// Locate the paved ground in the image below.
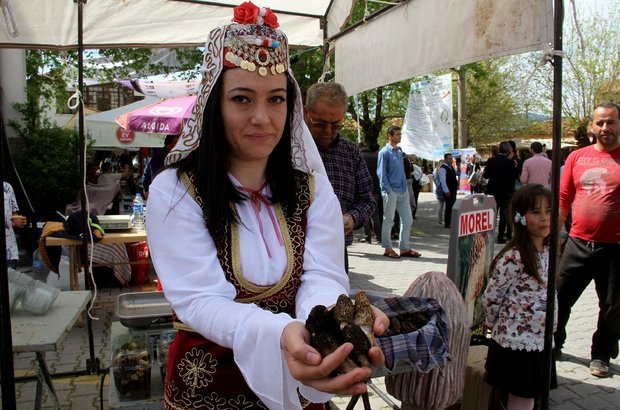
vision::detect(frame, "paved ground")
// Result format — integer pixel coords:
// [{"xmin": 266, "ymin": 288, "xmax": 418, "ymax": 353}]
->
[{"xmin": 4, "ymin": 192, "xmax": 619, "ymax": 409}]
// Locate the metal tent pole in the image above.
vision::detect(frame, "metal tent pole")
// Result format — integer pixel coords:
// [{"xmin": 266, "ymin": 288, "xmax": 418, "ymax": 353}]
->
[
  {"xmin": 541, "ymin": 0, "xmax": 564, "ymax": 408},
  {"xmin": 75, "ymin": 0, "xmax": 99, "ymax": 374},
  {"xmin": 0, "ymin": 108, "xmax": 17, "ymax": 410}
]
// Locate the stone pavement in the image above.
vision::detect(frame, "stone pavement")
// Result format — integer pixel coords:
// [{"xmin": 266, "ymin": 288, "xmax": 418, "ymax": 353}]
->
[{"xmin": 5, "ymin": 192, "xmax": 619, "ymax": 409}]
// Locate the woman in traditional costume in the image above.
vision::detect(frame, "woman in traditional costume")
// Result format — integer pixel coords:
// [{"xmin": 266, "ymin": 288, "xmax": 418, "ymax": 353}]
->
[{"xmin": 146, "ymin": 2, "xmax": 387, "ymax": 409}]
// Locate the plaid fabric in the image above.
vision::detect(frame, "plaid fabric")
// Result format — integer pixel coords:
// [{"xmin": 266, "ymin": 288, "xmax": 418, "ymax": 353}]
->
[
  {"xmin": 87, "ymin": 242, "xmax": 132, "ymax": 285},
  {"xmin": 317, "ymin": 137, "xmax": 375, "ymax": 246},
  {"xmin": 374, "ymin": 296, "xmax": 450, "ymax": 373}
]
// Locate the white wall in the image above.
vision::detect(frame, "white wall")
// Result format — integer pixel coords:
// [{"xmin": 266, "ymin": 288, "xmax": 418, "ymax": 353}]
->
[{"xmin": 0, "ymin": 49, "xmax": 26, "ymax": 139}]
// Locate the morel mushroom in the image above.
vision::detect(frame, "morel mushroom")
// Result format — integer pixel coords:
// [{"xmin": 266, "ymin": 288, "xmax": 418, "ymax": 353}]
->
[
  {"xmin": 305, "ymin": 291, "xmax": 376, "ymax": 374},
  {"xmin": 353, "ymin": 291, "xmax": 376, "ymax": 347},
  {"xmin": 311, "ymin": 332, "xmax": 358, "ymax": 374},
  {"xmin": 333, "ymin": 294, "xmax": 354, "ymax": 330}
]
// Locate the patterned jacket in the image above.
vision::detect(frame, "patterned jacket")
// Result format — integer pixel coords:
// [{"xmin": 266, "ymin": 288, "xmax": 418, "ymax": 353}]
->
[{"xmin": 483, "ymin": 246, "xmax": 557, "ymax": 352}]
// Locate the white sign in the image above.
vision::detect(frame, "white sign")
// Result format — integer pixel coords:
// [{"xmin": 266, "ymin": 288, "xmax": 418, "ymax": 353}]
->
[
  {"xmin": 400, "ymin": 74, "xmax": 453, "ymax": 161},
  {"xmin": 458, "ymin": 209, "xmax": 495, "ymax": 237}
]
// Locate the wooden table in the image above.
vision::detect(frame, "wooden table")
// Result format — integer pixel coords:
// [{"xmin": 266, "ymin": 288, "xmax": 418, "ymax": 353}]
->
[
  {"xmin": 11, "ymin": 291, "xmax": 91, "ymax": 409},
  {"xmin": 45, "ymin": 232, "xmax": 147, "ymax": 290}
]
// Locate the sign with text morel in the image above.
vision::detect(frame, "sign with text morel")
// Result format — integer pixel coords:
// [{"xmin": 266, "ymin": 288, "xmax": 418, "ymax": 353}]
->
[{"xmin": 447, "ymin": 194, "xmax": 497, "ymax": 330}]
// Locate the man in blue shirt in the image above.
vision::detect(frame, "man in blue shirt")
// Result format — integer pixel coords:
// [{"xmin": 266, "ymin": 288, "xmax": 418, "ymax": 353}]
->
[{"xmin": 377, "ymin": 126, "xmax": 422, "ymax": 259}]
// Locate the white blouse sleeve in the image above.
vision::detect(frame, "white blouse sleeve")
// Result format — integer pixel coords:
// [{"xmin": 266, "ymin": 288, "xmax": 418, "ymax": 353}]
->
[{"xmin": 146, "ymin": 169, "xmax": 348, "ymax": 409}]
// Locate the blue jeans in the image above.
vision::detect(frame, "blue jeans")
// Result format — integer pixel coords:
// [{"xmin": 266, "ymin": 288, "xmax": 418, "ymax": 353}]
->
[{"xmin": 381, "ymin": 191, "xmax": 412, "ymax": 250}]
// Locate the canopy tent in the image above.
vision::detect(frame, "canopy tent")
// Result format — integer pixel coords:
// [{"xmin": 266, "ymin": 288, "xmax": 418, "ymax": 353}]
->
[
  {"xmin": 0, "ymin": 1, "xmax": 566, "ymax": 408},
  {"xmin": 0, "ymin": 0, "xmax": 353, "ymax": 49},
  {"xmin": 85, "ymin": 97, "xmax": 167, "ymax": 148},
  {"xmin": 334, "ymin": 0, "xmax": 553, "ymax": 95},
  {"xmin": 0, "ymin": 2, "xmax": 354, "ymax": 407}
]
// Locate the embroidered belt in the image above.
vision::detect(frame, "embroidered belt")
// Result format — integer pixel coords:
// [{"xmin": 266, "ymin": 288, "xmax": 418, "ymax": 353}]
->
[{"xmin": 173, "ymin": 321, "xmax": 197, "ymax": 333}]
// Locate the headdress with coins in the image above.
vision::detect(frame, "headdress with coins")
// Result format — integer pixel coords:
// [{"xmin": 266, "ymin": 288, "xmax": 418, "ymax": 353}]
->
[{"xmin": 165, "ymin": 1, "xmax": 325, "ymax": 176}]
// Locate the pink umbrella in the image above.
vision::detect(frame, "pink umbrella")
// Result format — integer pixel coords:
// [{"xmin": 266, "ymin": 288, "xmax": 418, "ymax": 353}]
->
[{"xmin": 115, "ymin": 96, "xmax": 196, "ymax": 134}]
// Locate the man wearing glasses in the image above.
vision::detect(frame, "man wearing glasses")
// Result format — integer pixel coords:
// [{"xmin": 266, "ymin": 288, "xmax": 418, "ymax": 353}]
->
[{"xmin": 304, "ymin": 82, "xmax": 375, "ymax": 272}]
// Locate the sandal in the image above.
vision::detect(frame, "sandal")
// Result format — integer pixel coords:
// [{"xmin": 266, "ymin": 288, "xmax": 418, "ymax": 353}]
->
[
  {"xmin": 383, "ymin": 248, "xmax": 400, "ymax": 259},
  {"xmin": 400, "ymin": 249, "xmax": 422, "ymax": 258}
]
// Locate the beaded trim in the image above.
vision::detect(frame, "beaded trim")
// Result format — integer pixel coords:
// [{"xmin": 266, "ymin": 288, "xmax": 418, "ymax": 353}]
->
[{"xmin": 223, "ymin": 23, "xmax": 288, "ymax": 76}]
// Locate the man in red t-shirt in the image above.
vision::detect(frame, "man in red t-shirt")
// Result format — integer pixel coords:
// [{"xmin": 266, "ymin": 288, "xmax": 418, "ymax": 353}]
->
[{"xmin": 554, "ymin": 102, "xmax": 620, "ymax": 378}]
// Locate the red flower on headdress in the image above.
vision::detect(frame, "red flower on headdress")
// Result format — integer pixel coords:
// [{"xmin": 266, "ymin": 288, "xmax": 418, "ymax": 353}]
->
[
  {"xmin": 232, "ymin": 2, "xmax": 260, "ymax": 25},
  {"xmin": 232, "ymin": 2, "xmax": 280, "ymax": 28},
  {"xmin": 261, "ymin": 7, "xmax": 279, "ymax": 28}
]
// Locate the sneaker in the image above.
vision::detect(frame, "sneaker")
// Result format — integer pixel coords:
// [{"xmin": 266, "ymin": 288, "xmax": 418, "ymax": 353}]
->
[{"xmin": 589, "ymin": 359, "xmax": 610, "ymax": 378}]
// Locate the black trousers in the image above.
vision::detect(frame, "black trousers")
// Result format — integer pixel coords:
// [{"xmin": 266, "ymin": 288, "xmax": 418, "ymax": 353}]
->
[
  {"xmin": 363, "ymin": 193, "xmax": 383, "ymax": 240},
  {"xmin": 411, "ymin": 183, "xmax": 421, "ymax": 218},
  {"xmin": 444, "ymin": 193, "xmax": 456, "ymax": 227},
  {"xmin": 554, "ymin": 237, "xmax": 620, "ymax": 361},
  {"xmin": 494, "ymin": 194, "xmax": 513, "ymax": 240}
]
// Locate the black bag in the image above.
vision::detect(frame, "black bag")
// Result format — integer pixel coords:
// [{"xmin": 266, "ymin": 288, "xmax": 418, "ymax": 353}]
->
[{"xmin": 63, "ymin": 211, "xmax": 105, "ymax": 241}]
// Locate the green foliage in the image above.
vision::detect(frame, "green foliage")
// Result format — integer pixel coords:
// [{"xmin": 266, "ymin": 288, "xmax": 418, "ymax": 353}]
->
[
  {"xmin": 290, "ymin": 46, "xmax": 324, "ymax": 97},
  {"xmin": 26, "ymin": 50, "xmax": 74, "ymax": 116},
  {"xmin": 464, "ymin": 60, "xmax": 526, "ymax": 146},
  {"xmin": 25, "ymin": 47, "xmax": 204, "ymax": 114},
  {"xmin": 562, "ymin": 6, "xmax": 620, "ymax": 122},
  {"xmin": 504, "ymin": 4, "xmax": 620, "ymax": 138},
  {"xmin": 10, "ymin": 102, "xmax": 84, "ymax": 221}
]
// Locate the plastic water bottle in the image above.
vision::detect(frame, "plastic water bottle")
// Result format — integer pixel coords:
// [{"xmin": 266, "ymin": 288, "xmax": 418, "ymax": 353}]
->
[{"xmin": 132, "ymin": 193, "xmax": 145, "ymax": 231}]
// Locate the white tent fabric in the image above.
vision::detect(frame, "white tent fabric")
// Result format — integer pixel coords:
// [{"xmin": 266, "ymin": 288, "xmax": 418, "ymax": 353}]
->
[
  {"xmin": 86, "ymin": 97, "xmax": 166, "ymax": 148},
  {"xmin": 0, "ymin": 0, "xmax": 353, "ymax": 49},
  {"xmin": 335, "ymin": 0, "xmax": 553, "ymax": 95}
]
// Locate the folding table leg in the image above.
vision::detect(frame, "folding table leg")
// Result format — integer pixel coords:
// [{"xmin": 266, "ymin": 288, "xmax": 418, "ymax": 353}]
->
[
  {"xmin": 367, "ymin": 379, "xmax": 400, "ymax": 409},
  {"xmin": 35, "ymin": 352, "xmax": 61, "ymax": 410},
  {"xmin": 346, "ymin": 393, "xmax": 372, "ymax": 410},
  {"xmin": 346, "ymin": 394, "xmax": 361, "ymax": 410}
]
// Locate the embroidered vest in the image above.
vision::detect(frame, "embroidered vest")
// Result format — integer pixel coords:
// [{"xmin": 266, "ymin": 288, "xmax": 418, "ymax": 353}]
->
[{"xmin": 164, "ymin": 170, "xmax": 320, "ymax": 410}]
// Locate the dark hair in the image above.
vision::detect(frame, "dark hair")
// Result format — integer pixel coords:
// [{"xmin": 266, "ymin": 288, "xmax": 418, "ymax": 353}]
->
[
  {"xmin": 498, "ymin": 141, "xmax": 511, "ymax": 154},
  {"xmin": 387, "ymin": 125, "xmax": 401, "ymax": 135},
  {"xmin": 530, "ymin": 141, "xmax": 543, "ymax": 153},
  {"xmin": 101, "ymin": 162, "xmax": 113, "ymax": 173},
  {"xmin": 508, "ymin": 140, "xmax": 517, "ymax": 152},
  {"xmin": 594, "ymin": 102, "xmax": 620, "ymax": 117},
  {"xmin": 174, "ymin": 73, "xmax": 298, "ymax": 237},
  {"xmin": 444, "ymin": 152, "xmax": 452, "ymax": 160},
  {"xmin": 164, "ymin": 134, "xmax": 179, "ymax": 146},
  {"xmin": 490, "ymin": 183, "xmax": 552, "ymax": 283}
]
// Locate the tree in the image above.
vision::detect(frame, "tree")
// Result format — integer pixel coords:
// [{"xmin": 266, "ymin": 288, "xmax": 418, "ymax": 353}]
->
[
  {"xmin": 9, "ymin": 101, "xmax": 85, "ymax": 220},
  {"xmin": 24, "ymin": 47, "xmax": 203, "ymax": 124},
  {"xmin": 464, "ymin": 60, "xmax": 526, "ymax": 146},
  {"xmin": 507, "ymin": 4, "xmax": 620, "ymax": 145}
]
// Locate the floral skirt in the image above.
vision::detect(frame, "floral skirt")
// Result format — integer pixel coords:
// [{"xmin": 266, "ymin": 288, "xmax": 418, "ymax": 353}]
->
[{"xmin": 164, "ymin": 329, "xmax": 325, "ymax": 410}]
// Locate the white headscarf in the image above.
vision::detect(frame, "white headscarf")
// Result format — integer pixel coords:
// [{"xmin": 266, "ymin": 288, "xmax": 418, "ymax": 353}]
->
[{"xmin": 165, "ymin": 4, "xmax": 325, "ymax": 176}]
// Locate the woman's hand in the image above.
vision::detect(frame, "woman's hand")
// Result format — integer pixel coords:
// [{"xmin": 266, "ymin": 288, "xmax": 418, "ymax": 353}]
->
[
  {"xmin": 281, "ymin": 321, "xmax": 372, "ymax": 396},
  {"xmin": 368, "ymin": 305, "xmax": 389, "ymax": 368},
  {"xmin": 281, "ymin": 305, "xmax": 389, "ymax": 396}
]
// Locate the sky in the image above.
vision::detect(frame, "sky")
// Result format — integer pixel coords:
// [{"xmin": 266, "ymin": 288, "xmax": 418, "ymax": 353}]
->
[{"xmin": 574, "ymin": 0, "xmax": 617, "ymax": 16}]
